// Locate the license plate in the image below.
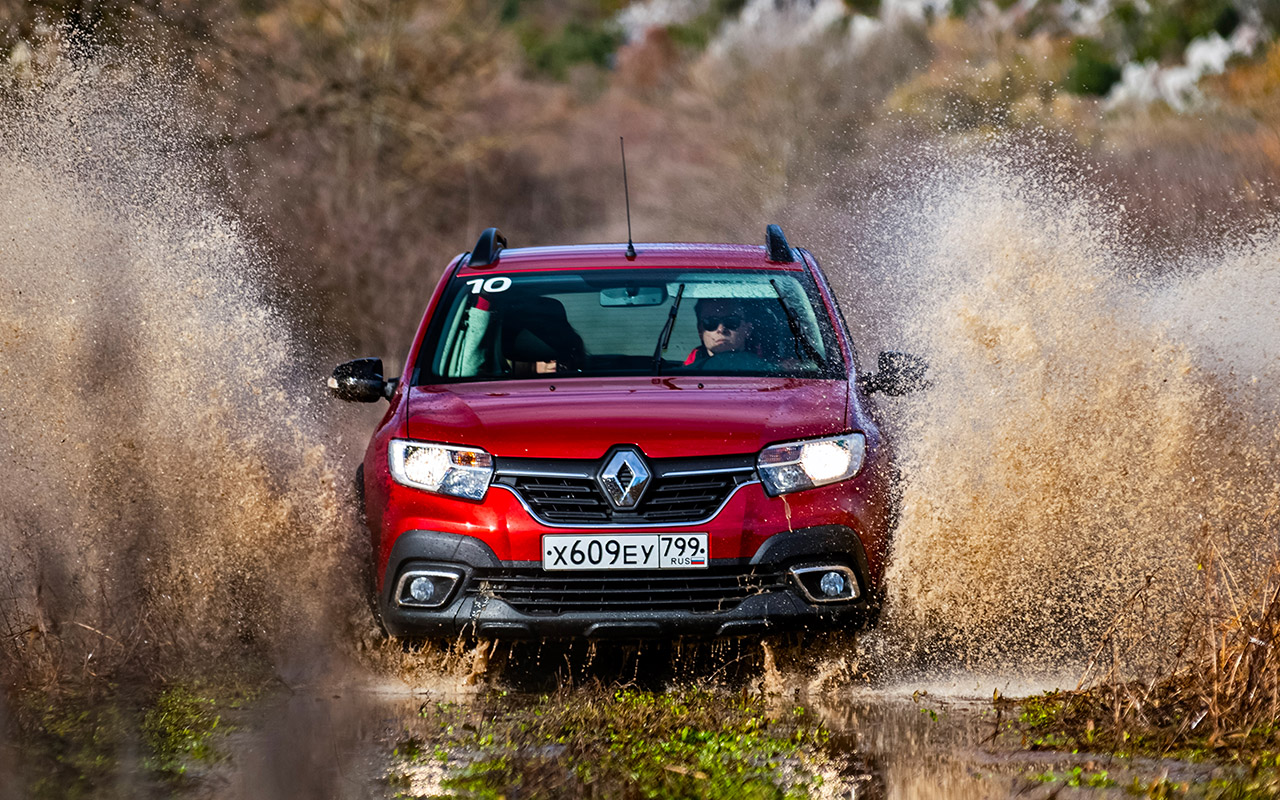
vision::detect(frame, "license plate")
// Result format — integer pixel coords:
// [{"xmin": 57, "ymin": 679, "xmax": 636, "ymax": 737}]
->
[{"xmin": 542, "ymin": 533, "xmax": 708, "ymax": 571}]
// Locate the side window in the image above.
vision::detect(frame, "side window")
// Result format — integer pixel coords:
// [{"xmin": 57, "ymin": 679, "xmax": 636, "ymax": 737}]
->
[
  {"xmin": 434, "ymin": 291, "xmax": 496, "ymax": 378},
  {"xmin": 432, "ymin": 291, "xmax": 469, "ymax": 377}
]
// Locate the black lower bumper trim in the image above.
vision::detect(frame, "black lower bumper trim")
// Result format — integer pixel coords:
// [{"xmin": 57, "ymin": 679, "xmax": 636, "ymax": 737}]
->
[
  {"xmin": 378, "ymin": 527, "xmax": 878, "ymax": 640},
  {"xmin": 584, "ymin": 621, "xmax": 664, "ymax": 638},
  {"xmin": 476, "ymin": 621, "xmax": 534, "ymax": 638}
]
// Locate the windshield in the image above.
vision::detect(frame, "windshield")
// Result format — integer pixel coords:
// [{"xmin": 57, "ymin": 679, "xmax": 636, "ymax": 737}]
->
[{"xmin": 412, "ymin": 268, "xmax": 845, "ymax": 384}]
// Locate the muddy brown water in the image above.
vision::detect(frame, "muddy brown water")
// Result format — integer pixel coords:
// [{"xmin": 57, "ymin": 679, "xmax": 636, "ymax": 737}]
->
[
  {"xmin": 223, "ymin": 686, "xmax": 1002, "ymax": 800},
  {"xmin": 0, "ymin": 658, "xmax": 1238, "ymax": 799},
  {"xmin": 108, "ymin": 666, "xmax": 1215, "ymax": 800}
]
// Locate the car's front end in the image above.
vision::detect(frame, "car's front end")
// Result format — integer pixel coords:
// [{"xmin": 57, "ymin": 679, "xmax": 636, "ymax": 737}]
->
[
  {"xmin": 338, "ymin": 231, "xmax": 907, "ymax": 641},
  {"xmin": 366, "ymin": 378, "xmax": 893, "ymax": 639}
]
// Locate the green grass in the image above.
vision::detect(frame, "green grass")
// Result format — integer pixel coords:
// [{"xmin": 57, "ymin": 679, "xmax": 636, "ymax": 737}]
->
[
  {"xmin": 20, "ymin": 695, "xmax": 127, "ymax": 800},
  {"xmin": 392, "ymin": 687, "xmax": 833, "ymax": 799},
  {"xmin": 1004, "ymin": 687, "xmax": 1280, "ymax": 788},
  {"xmin": 1031, "ymin": 765, "xmax": 1117, "ymax": 788},
  {"xmin": 13, "ymin": 682, "xmax": 237, "ymax": 797},
  {"xmin": 141, "ymin": 685, "xmax": 225, "ymax": 777}
]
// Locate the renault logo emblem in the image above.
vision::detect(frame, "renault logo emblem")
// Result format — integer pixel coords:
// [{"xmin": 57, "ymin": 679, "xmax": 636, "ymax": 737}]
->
[{"xmin": 598, "ymin": 449, "xmax": 651, "ymax": 509}]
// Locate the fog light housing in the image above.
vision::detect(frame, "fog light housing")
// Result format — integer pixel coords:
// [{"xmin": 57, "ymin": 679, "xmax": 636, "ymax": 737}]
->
[
  {"xmin": 789, "ymin": 565, "xmax": 859, "ymax": 604},
  {"xmin": 395, "ymin": 568, "xmax": 463, "ymax": 609}
]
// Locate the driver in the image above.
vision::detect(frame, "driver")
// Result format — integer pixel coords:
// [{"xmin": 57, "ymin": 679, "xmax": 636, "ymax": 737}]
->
[{"xmin": 684, "ymin": 298, "xmax": 754, "ymax": 365}]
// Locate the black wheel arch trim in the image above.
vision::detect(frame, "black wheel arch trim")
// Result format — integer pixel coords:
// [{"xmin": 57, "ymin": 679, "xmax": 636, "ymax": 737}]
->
[
  {"xmin": 748, "ymin": 524, "xmax": 874, "ymax": 595},
  {"xmin": 383, "ymin": 530, "xmax": 502, "ymax": 604}
]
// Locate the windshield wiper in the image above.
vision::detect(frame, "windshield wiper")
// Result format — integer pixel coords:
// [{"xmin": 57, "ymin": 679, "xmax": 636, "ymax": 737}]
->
[
  {"xmin": 652, "ymin": 283, "xmax": 685, "ymax": 375},
  {"xmin": 770, "ymin": 279, "xmax": 822, "ymax": 363}
]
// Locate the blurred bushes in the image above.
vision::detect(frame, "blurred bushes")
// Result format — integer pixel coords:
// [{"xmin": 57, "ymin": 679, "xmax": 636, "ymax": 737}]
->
[
  {"xmin": 502, "ymin": 0, "xmax": 629, "ymax": 79},
  {"xmin": 0, "ymin": 0, "xmax": 229, "ymax": 52},
  {"xmin": 886, "ymin": 24, "xmax": 1071, "ymax": 130},
  {"xmin": 1118, "ymin": 0, "xmax": 1240, "ymax": 62},
  {"xmin": 228, "ymin": 0, "xmax": 517, "ymax": 358},
  {"xmin": 1065, "ymin": 38, "xmax": 1121, "ymax": 95},
  {"xmin": 1211, "ymin": 37, "xmax": 1280, "ymax": 105},
  {"xmin": 1, "ymin": 0, "xmax": 524, "ymax": 360},
  {"xmin": 516, "ymin": 19, "xmax": 624, "ymax": 78},
  {"xmin": 1057, "ymin": 0, "xmax": 1244, "ymax": 100},
  {"xmin": 1, "ymin": 0, "xmax": 1277, "ymax": 356},
  {"xmin": 665, "ymin": 0, "xmax": 750, "ymax": 51}
]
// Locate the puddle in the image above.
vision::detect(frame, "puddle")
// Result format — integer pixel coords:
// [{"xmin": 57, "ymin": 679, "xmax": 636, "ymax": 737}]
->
[
  {"xmin": 193, "ymin": 670, "xmax": 1183, "ymax": 800},
  {"xmin": 0, "ymin": 641, "xmax": 1248, "ymax": 799}
]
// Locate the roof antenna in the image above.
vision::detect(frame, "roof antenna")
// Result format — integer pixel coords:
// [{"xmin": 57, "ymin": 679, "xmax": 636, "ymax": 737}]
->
[{"xmin": 620, "ymin": 137, "xmax": 637, "ymax": 260}]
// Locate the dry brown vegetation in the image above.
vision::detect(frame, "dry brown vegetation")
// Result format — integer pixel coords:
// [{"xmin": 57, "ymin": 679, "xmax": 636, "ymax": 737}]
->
[
  {"xmin": 1010, "ymin": 559, "xmax": 1280, "ymax": 758},
  {"xmin": 6, "ymin": 0, "xmax": 1278, "ymax": 356}
]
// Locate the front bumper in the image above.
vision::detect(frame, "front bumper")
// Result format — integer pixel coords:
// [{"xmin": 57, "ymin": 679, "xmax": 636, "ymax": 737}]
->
[{"xmin": 378, "ymin": 526, "xmax": 880, "ymax": 640}]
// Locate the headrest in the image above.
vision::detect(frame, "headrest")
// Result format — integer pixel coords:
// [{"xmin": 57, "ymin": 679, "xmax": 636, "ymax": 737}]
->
[
  {"xmin": 502, "ymin": 296, "xmax": 579, "ymax": 363},
  {"xmin": 508, "ymin": 328, "xmax": 560, "ymax": 363},
  {"xmin": 517, "ymin": 296, "xmax": 569, "ymax": 324}
]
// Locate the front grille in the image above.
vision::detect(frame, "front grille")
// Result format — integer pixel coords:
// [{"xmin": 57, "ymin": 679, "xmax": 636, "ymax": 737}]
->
[
  {"xmin": 502, "ymin": 471, "xmax": 751, "ymax": 525},
  {"xmin": 469, "ymin": 566, "xmax": 788, "ymax": 615},
  {"xmin": 642, "ymin": 474, "xmax": 740, "ymax": 522},
  {"xmin": 494, "ymin": 452, "xmax": 756, "ymax": 526},
  {"xmin": 516, "ymin": 477, "xmax": 611, "ymax": 523}
]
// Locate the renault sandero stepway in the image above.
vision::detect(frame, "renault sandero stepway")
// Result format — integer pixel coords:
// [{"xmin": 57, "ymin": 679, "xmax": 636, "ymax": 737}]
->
[{"xmin": 330, "ymin": 225, "xmax": 925, "ymax": 640}]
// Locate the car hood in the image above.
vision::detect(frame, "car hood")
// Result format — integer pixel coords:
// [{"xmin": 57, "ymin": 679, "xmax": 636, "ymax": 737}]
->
[{"xmin": 404, "ymin": 377, "xmax": 849, "ymax": 459}]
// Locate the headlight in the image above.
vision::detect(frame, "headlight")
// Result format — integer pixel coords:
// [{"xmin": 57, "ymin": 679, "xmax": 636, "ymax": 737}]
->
[
  {"xmin": 388, "ymin": 440, "xmax": 494, "ymax": 501},
  {"xmin": 757, "ymin": 433, "xmax": 866, "ymax": 496}
]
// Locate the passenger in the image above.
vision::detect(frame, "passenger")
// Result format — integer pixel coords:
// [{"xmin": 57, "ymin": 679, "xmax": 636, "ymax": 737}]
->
[
  {"xmin": 502, "ymin": 296, "xmax": 585, "ymax": 376},
  {"xmin": 684, "ymin": 298, "xmax": 755, "ymax": 365}
]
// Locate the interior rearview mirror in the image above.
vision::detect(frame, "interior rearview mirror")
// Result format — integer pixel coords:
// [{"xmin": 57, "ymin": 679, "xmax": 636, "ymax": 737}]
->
[
  {"xmin": 599, "ymin": 286, "xmax": 668, "ymax": 307},
  {"xmin": 329, "ymin": 357, "xmax": 390, "ymax": 403}
]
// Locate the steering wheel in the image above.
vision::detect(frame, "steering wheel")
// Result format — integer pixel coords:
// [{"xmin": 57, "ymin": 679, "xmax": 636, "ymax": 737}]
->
[{"xmin": 704, "ymin": 351, "xmax": 768, "ymax": 371}]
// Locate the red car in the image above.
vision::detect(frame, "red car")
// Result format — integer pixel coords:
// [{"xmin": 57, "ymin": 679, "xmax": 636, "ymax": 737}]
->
[{"xmin": 331, "ymin": 226, "xmax": 924, "ymax": 640}]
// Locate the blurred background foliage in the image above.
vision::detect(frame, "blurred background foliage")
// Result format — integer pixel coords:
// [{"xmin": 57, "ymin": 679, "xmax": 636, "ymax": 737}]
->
[{"xmin": 1, "ymin": 0, "xmax": 1278, "ymax": 361}]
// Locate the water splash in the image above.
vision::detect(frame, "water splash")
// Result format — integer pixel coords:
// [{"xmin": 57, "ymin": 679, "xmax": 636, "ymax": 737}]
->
[
  {"xmin": 0, "ymin": 40, "xmax": 362, "ymax": 688},
  {"xmin": 856, "ymin": 145, "xmax": 1280, "ymax": 680}
]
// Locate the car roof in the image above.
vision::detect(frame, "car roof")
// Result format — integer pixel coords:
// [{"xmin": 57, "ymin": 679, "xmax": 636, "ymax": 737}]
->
[{"xmin": 455, "ymin": 242, "xmax": 808, "ymax": 276}]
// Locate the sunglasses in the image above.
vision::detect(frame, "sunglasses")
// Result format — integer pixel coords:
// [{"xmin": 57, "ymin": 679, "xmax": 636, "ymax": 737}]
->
[{"xmin": 699, "ymin": 314, "xmax": 743, "ymax": 331}]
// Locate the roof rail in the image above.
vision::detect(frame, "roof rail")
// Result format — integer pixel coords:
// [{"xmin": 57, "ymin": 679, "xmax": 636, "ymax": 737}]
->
[
  {"xmin": 765, "ymin": 224, "xmax": 795, "ymax": 263},
  {"xmin": 469, "ymin": 227, "xmax": 508, "ymax": 267}
]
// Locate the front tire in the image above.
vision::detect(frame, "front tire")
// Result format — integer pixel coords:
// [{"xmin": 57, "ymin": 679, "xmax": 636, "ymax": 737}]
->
[{"xmin": 353, "ymin": 464, "xmax": 388, "ymax": 637}]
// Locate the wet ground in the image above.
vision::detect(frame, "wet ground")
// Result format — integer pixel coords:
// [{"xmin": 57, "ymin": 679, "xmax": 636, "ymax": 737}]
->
[
  {"xmin": 145, "ymin": 644, "xmax": 1230, "ymax": 800},
  {"xmin": 200, "ymin": 684, "xmax": 1215, "ymax": 799},
  {"xmin": 0, "ymin": 642, "xmax": 1252, "ymax": 800}
]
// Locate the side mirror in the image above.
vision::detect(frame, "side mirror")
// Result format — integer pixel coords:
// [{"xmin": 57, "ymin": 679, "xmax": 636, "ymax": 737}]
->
[
  {"xmin": 862, "ymin": 351, "xmax": 929, "ymax": 396},
  {"xmin": 328, "ymin": 357, "xmax": 391, "ymax": 403}
]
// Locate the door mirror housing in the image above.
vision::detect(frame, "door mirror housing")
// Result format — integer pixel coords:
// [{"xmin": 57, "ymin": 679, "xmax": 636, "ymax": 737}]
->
[
  {"xmin": 862, "ymin": 351, "xmax": 929, "ymax": 396},
  {"xmin": 329, "ymin": 357, "xmax": 391, "ymax": 403}
]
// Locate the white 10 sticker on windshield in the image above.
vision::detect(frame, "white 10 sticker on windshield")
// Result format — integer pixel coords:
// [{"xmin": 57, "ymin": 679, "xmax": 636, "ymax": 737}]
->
[{"xmin": 465, "ymin": 277, "xmax": 512, "ymax": 294}]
